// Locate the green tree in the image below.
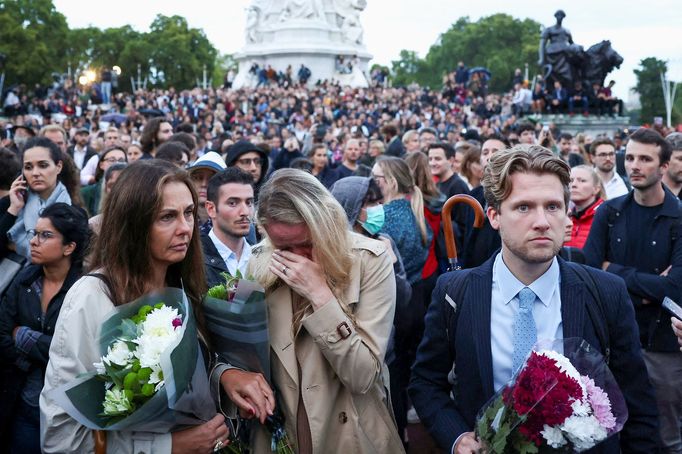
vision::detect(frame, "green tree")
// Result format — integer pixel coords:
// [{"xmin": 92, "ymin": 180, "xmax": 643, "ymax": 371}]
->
[
  {"xmin": 148, "ymin": 14, "xmax": 218, "ymax": 88},
  {"xmin": 0, "ymin": 0, "xmax": 69, "ymax": 87},
  {"xmin": 424, "ymin": 14, "xmax": 541, "ymax": 92},
  {"xmin": 389, "ymin": 14, "xmax": 541, "ymax": 92},
  {"xmin": 634, "ymin": 57, "xmax": 680, "ymax": 125},
  {"xmin": 391, "ymin": 50, "xmax": 426, "ymax": 87}
]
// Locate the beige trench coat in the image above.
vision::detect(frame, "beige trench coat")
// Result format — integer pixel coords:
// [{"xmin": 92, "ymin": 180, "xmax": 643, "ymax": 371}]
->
[{"xmin": 248, "ymin": 233, "xmax": 405, "ymax": 454}]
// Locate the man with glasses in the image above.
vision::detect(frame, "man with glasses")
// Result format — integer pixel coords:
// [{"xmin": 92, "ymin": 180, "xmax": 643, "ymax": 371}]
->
[
  {"xmin": 225, "ymin": 140, "xmax": 270, "ymax": 200},
  {"xmin": 589, "ymin": 137, "xmax": 630, "ymax": 199}
]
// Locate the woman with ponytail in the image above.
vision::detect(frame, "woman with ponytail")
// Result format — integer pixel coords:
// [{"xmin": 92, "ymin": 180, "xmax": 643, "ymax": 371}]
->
[{"xmin": 372, "ymin": 156, "xmax": 433, "ymax": 445}]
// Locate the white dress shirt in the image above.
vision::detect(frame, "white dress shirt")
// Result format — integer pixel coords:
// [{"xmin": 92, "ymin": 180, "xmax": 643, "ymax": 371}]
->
[
  {"xmin": 72, "ymin": 145, "xmax": 88, "ymax": 169},
  {"xmin": 208, "ymin": 228, "xmax": 251, "ymax": 277},
  {"xmin": 603, "ymin": 172, "xmax": 629, "ymax": 200},
  {"xmin": 80, "ymin": 154, "xmax": 99, "ymax": 186},
  {"xmin": 490, "ymin": 252, "xmax": 563, "ymax": 391}
]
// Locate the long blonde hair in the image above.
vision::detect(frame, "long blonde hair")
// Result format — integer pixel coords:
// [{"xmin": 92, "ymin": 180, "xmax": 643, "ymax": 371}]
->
[
  {"xmin": 376, "ymin": 156, "xmax": 429, "ymax": 245},
  {"xmin": 252, "ymin": 169, "xmax": 354, "ymax": 332}
]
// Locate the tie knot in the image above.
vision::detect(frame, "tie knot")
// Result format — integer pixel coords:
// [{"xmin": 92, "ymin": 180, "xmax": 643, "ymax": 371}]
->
[{"xmin": 518, "ymin": 287, "xmax": 536, "ymax": 310}]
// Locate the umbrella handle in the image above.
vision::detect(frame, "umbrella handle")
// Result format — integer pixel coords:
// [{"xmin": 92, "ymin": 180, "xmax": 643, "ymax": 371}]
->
[{"xmin": 441, "ymin": 194, "xmax": 486, "ymax": 270}]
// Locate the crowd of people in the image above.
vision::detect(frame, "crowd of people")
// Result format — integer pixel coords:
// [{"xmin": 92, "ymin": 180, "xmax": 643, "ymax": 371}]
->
[{"xmin": 0, "ymin": 70, "xmax": 681, "ymax": 454}]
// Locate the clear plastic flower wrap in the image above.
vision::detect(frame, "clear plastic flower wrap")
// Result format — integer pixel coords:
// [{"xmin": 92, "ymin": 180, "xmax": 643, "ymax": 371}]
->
[
  {"xmin": 47, "ymin": 287, "xmax": 216, "ymax": 431},
  {"xmin": 475, "ymin": 338, "xmax": 628, "ymax": 453}
]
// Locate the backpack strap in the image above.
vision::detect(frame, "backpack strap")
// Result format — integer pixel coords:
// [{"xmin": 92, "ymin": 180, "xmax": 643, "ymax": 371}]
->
[{"xmin": 566, "ymin": 262, "xmax": 611, "ymax": 364}]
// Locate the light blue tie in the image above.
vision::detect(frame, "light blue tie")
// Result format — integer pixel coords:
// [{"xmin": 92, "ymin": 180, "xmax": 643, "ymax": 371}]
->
[{"xmin": 512, "ymin": 287, "xmax": 538, "ymax": 374}]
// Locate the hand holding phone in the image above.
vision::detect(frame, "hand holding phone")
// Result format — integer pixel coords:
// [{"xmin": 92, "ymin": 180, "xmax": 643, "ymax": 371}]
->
[
  {"xmin": 8, "ymin": 174, "xmax": 28, "ymax": 215},
  {"xmin": 663, "ymin": 297, "xmax": 682, "ymax": 320}
]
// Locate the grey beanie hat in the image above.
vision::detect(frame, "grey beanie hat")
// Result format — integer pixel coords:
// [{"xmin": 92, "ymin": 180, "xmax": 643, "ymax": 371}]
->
[{"xmin": 330, "ymin": 176, "xmax": 370, "ymax": 227}]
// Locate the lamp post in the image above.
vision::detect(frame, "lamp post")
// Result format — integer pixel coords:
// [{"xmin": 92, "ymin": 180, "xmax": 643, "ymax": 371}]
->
[{"xmin": 661, "ymin": 72, "xmax": 679, "ymax": 128}]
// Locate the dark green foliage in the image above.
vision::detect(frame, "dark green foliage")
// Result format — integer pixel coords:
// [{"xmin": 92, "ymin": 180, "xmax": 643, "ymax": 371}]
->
[{"xmin": 390, "ymin": 14, "xmax": 542, "ymax": 92}]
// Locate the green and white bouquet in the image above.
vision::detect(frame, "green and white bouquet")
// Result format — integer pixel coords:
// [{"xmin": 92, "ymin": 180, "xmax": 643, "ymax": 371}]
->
[{"xmin": 48, "ymin": 288, "xmax": 216, "ymax": 431}]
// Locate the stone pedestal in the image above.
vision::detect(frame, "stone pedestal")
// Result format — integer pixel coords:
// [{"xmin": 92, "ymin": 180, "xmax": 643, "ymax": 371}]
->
[
  {"xmin": 234, "ymin": 1, "xmax": 372, "ymax": 88},
  {"xmin": 534, "ymin": 114, "xmax": 630, "ymax": 137}
]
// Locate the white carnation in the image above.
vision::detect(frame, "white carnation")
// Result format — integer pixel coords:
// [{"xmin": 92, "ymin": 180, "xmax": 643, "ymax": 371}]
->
[
  {"xmin": 541, "ymin": 425, "xmax": 568, "ymax": 448},
  {"xmin": 102, "ymin": 340, "xmax": 133, "ymax": 367},
  {"xmin": 571, "ymin": 398, "xmax": 591, "ymax": 417},
  {"xmin": 141, "ymin": 305, "xmax": 181, "ymax": 338},
  {"xmin": 133, "ymin": 306, "xmax": 182, "ymax": 368},
  {"xmin": 93, "ymin": 361, "xmax": 106, "ymax": 375},
  {"xmin": 562, "ymin": 415, "xmax": 608, "ymax": 451}
]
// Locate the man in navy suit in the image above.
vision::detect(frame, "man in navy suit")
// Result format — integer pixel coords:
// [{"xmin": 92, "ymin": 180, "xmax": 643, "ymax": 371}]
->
[{"xmin": 409, "ymin": 145, "xmax": 658, "ymax": 453}]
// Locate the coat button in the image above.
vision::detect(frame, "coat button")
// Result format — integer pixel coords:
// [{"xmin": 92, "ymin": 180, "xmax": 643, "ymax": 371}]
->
[
  {"xmin": 338, "ymin": 411, "xmax": 347, "ymax": 424},
  {"xmin": 652, "ymin": 241, "xmax": 657, "ymax": 246},
  {"xmin": 210, "ymin": 259, "xmax": 215, "ymax": 263},
  {"xmin": 616, "ymin": 238, "xmax": 621, "ymax": 242}
]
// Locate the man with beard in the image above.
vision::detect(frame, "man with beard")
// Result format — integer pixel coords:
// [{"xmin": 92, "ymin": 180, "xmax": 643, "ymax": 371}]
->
[
  {"xmin": 589, "ymin": 137, "xmax": 629, "ymax": 199},
  {"xmin": 663, "ymin": 132, "xmax": 682, "ymax": 200},
  {"xmin": 202, "ymin": 167, "xmax": 255, "ymax": 287},
  {"xmin": 411, "ymin": 144, "xmax": 658, "ymax": 454},
  {"xmin": 585, "ymin": 127, "xmax": 682, "ymax": 453},
  {"xmin": 337, "ymin": 138, "xmax": 361, "ymax": 178}
]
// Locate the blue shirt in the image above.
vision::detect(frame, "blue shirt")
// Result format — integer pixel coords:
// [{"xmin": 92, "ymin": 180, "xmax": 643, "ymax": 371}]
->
[
  {"xmin": 208, "ymin": 228, "xmax": 252, "ymax": 277},
  {"xmin": 490, "ymin": 252, "xmax": 563, "ymax": 391}
]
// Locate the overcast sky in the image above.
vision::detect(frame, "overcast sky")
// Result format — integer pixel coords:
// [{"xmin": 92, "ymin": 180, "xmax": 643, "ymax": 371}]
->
[{"xmin": 53, "ymin": 0, "xmax": 682, "ymax": 99}]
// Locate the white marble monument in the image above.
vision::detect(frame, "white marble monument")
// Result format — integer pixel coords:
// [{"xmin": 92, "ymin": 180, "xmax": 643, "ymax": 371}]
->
[{"xmin": 233, "ymin": 0, "xmax": 373, "ymax": 88}]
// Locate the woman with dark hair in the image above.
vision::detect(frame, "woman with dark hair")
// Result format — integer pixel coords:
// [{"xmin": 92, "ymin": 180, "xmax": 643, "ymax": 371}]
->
[
  {"xmin": 1, "ymin": 137, "xmax": 74, "ymax": 259},
  {"xmin": 0, "ymin": 147, "xmax": 21, "ymax": 199},
  {"xmin": 40, "ymin": 160, "xmax": 231, "ymax": 453},
  {"xmin": 0, "ymin": 203, "xmax": 89, "ymax": 454},
  {"xmin": 80, "ymin": 146, "xmax": 127, "ymax": 216},
  {"xmin": 309, "ymin": 143, "xmax": 339, "ymax": 188}
]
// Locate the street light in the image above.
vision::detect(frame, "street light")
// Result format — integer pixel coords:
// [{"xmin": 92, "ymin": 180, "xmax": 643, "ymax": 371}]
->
[
  {"xmin": 112, "ymin": 65, "xmax": 122, "ymax": 76},
  {"xmin": 85, "ymin": 70, "xmax": 96, "ymax": 83},
  {"xmin": 78, "ymin": 75, "xmax": 89, "ymax": 86}
]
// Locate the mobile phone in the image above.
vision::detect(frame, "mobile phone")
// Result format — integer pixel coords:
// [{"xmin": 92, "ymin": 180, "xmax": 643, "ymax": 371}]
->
[
  {"xmin": 663, "ymin": 297, "xmax": 682, "ymax": 320},
  {"xmin": 542, "ymin": 125, "xmax": 550, "ymax": 132}
]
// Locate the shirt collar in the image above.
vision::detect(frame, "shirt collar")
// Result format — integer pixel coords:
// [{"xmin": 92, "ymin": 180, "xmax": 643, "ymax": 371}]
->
[
  {"xmin": 493, "ymin": 252, "xmax": 560, "ymax": 307},
  {"xmin": 208, "ymin": 228, "xmax": 251, "ymax": 270}
]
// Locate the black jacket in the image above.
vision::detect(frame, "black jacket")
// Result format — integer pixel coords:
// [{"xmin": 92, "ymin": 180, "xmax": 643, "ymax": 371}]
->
[
  {"xmin": 584, "ymin": 186, "xmax": 682, "ymax": 352},
  {"xmin": 0, "ymin": 263, "xmax": 82, "ymax": 433},
  {"xmin": 202, "ymin": 233, "xmax": 230, "ymax": 289}
]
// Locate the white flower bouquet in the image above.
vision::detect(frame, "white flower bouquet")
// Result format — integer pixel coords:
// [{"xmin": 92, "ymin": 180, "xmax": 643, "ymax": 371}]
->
[{"xmin": 48, "ymin": 288, "xmax": 216, "ymax": 431}]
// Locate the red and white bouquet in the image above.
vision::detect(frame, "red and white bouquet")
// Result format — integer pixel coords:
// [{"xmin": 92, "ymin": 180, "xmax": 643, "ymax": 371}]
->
[{"xmin": 476, "ymin": 339, "xmax": 628, "ymax": 453}]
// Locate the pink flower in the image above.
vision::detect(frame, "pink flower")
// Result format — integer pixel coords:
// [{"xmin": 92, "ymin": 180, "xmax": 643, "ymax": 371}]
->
[
  {"xmin": 172, "ymin": 317, "xmax": 183, "ymax": 330},
  {"xmin": 582, "ymin": 376, "xmax": 616, "ymax": 431}
]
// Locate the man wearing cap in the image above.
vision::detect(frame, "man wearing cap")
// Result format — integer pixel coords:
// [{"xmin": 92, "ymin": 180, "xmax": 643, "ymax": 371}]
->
[
  {"xmin": 67, "ymin": 128, "xmax": 96, "ymax": 170},
  {"xmin": 187, "ymin": 151, "xmax": 227, "ymax": 227},
  {"xmin": 224, "ymin": 140, "xmax": 270, "ymax": 200}
]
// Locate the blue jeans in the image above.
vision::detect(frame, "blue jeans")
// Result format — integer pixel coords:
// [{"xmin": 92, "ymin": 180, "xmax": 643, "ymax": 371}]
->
[{"xmin": 10, "ymin": 399, "xmax": 41, "ymax": 454}]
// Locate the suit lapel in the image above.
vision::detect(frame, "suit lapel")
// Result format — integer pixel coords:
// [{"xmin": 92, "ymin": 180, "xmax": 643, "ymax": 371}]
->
[
  {"xmin": 267, "ymin": 285, "xmax": 299, "ymax": 387},
  {"xmin": 469, "ymin": 269, "xmax": 495, "ymax": 398}
]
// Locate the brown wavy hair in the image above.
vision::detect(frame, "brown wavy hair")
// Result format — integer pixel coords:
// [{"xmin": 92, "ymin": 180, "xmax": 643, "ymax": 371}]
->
[
  {"xmin": 89, "ymin": 160, "xmax": 208, "ymax": 333},
  {"xmin": 482, "ymin": 144, "xmax": 570, "ymax": 212}
]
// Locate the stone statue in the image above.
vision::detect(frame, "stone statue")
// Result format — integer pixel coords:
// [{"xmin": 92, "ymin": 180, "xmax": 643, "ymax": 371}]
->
[
  {"xmin": 333, "ymin": 0, "xmax": 367, "ymax": 44},
  {"xmin": 279, "ymin": 0, "xmax": 325, "ymax": 22},
  {"xmin": 538, "ymin": 10, "xmax": 584, "ymax": 88},
  {"xmin": 538, "ymin": 10, "xmax": 622, "ymax": 90}
]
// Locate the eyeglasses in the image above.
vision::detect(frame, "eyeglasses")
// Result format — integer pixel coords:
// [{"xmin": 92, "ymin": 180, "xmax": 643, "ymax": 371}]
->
[
  {"xmin": 236, "ymin": 157, "xmax": 264, "ymax": 167},
  {"xmin": 595, "ymin": 152, "xmax": 615, "ymax": 158},
  {"xmin": 102, "ymin": 157, "xmax": 127, "ymax": 164},
  {"xmin": 27, "ymin": 229, "xmax": 60, "ymax": 244}
]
